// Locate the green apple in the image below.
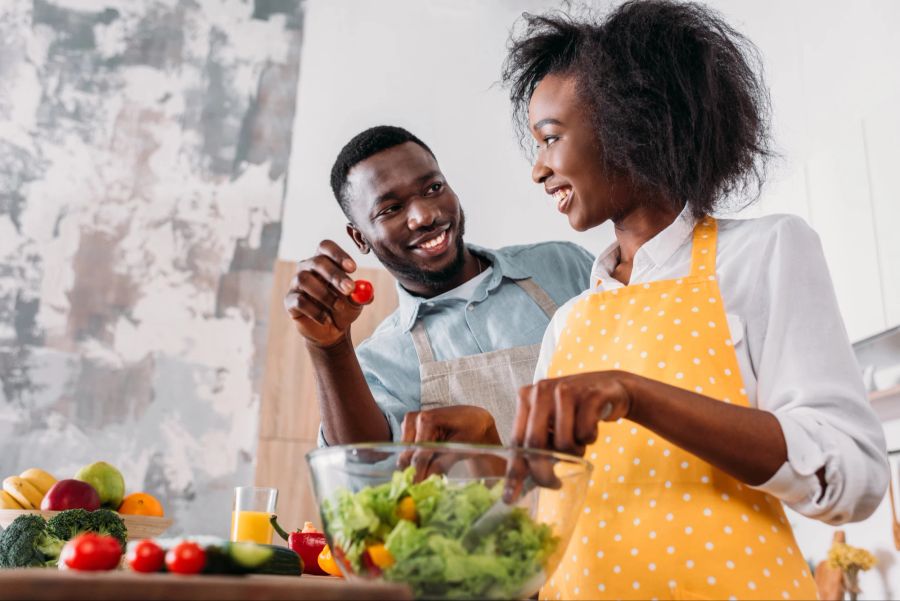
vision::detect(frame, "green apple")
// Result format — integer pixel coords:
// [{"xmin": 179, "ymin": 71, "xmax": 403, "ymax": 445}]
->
[{"xmin": 74, "ymin": 461, "xmax": 125, "ymax": 509}]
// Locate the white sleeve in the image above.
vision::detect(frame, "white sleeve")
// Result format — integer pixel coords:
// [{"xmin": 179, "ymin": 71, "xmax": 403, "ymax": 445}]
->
[
  {"xmin": 747, "ymin": 216, "xmax": 888, "ymax": 524},
  {"xmin": 533, "ymin": 296, "xmax": 582, "ymax": 383}
]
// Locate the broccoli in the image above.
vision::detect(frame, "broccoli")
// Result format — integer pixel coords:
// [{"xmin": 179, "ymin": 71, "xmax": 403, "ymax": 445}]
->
[
  {"xmin": 46, "ymin": 508, "xmax": 128, "ymax": 551},
  {"xmin": 0, "ymin": 514, "xmax": 65, "ymax": 568}
]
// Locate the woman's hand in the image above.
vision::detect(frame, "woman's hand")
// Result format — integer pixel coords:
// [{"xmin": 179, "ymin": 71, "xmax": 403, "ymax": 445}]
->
[
  {"xmin": 513, "ymin": 371, "xmax": 635, "ymax": 455},
  {"xmin": 504, "ymin": 371, "xmax": 636, "ymax": 499}
]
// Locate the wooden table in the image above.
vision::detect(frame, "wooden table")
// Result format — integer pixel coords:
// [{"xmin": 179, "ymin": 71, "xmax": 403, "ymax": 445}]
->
[{"xmin": 0, "ymin": 570, "xmax": 413, "ymax": 600}]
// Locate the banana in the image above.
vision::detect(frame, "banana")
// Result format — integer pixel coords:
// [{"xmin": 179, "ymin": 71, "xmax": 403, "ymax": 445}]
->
[
  {"xmin": 0, "ymin": 490, "xmax": 23, "ymax": 510},
  {"xmin": 19, "ymin": 468, "xmax": 57, "ymax": 496},
  {"xmin": 3, "ymin": 476, "xmax": 43, "ymax": 510}
]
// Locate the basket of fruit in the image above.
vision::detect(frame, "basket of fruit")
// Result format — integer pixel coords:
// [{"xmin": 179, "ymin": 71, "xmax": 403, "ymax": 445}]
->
[{"xmin": 0, "ymin": 462, "xmax": 172, "ymax": 540}]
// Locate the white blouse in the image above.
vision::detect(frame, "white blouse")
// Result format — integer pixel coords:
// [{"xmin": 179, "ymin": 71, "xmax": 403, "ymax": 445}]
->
[{"xmin": 535, "ymin": 209, "xmax": 889, "ymax": 525}]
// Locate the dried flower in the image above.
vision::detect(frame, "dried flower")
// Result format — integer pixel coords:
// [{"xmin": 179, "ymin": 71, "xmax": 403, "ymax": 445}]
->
[{"xmin": 827, "ymin": 541, "xmax": 876, "ymax": 572}]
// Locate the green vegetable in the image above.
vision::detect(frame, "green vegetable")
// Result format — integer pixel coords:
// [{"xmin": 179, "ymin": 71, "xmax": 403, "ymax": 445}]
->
[
  {"xmin": 46, "ymin": 509, "xmax": 128, "ymax": 551},
  {"xmin": 323, "ymin": 467, "xmax": 558, "ymax": 599},
  {"xmin": 0, "ymin": 514, "xmax": 66, "ymax": 568},
  {"xmin": 202, "ymin": 543, "xmax": 302, "ymax": 576}
]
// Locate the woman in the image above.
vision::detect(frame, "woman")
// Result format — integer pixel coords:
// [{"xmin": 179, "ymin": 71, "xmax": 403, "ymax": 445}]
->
[{"xmin": 498, "ymin": 1, "xmax": 888, "ymax": 600}]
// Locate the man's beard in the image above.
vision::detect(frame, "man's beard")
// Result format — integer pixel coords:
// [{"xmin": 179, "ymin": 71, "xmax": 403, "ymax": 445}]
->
[{"xmin": 375, "ymin": 212, "xmax": 467, "ymax": 291}]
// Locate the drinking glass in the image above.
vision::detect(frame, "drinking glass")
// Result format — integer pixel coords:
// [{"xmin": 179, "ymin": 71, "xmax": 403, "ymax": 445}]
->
[{"xmin": 230, "ymin": 486, "xmax": 278, "ymax": 544}]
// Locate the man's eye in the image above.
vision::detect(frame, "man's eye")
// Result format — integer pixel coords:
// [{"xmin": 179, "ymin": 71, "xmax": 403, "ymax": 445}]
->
[
  {"xmin": 378, "ymin": 205, "xmax": 400, "ymax": 217},
  {"xmin": 426, "ymin": 182, "xmax": 443, "ymax": 194},
  {"xmin": 544, "ymin": 135, "xmax": 559, "ymax": 147}
]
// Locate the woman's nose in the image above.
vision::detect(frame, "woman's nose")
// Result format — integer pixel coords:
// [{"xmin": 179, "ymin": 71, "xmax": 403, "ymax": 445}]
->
[{"xmin": 532, "ymin": 154, "xmax": 552, "ymax": 184}]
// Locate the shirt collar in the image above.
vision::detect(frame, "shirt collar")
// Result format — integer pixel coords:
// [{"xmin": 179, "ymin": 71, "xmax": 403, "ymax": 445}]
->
[
  {"xmin": 590, "ymin": 205, "xmax": 697, "ymax": 287},
  {"xmin": 395, "ymin": 244, "xmax": 528, "ymax": 332}
]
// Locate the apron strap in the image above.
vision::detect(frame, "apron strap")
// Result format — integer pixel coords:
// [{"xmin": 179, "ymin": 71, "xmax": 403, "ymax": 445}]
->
[
  {"xmin": 514, "ymin": 278, "xmax": 559, "ymax": 318},
  {"xmin": 409, "ymin": 277, "xmax": 559, "ymax": 366},
  {"xmin": 689, "ymin": 216, "xmax": 718, "ymax": 278},
  {"xmin": 410, "ymin": 321, "xmax": 435, "ymax": 364}
]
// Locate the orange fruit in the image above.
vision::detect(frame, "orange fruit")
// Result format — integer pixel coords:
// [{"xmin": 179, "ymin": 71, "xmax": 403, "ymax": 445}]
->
[{"xmin": 118, "ymin": 492, "xmax": 164, "ymax": 517}]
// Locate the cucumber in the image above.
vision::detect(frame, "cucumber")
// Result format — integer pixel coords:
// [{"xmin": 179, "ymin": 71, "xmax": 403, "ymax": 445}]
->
[
  {"xmin": 229, "ymin": 542, "xmax": 274, "ymax": 570},
  {"xmin": 203, "ymin": 543, "xmax": 302, "ymax": 576}
]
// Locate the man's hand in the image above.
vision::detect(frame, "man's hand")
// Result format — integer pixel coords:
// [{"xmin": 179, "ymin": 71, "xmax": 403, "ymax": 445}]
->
[
  {"xmin": 398, "ymin": 406, "xmax": 503, "ymax": 482},
  {"xmin": 284, "ymin": 240, "xmax": 373, "ymax": 348}
]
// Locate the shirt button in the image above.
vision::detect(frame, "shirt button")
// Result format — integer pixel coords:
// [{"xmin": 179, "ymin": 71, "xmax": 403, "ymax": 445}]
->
[{"xmin": 467, "ymin": 304, "xmax": 475, "ymax": 312}]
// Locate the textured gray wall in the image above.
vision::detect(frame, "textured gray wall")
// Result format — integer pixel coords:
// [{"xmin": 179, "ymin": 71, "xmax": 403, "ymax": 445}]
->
[{"xmin": 0, "ymin": 0, "xmax": 302, "ymax": 536}]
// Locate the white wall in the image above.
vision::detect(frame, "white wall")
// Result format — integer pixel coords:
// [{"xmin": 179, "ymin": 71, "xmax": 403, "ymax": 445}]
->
[{"xmin": 283, "ymin": 1, "xmax": 900, "ymax": 597}]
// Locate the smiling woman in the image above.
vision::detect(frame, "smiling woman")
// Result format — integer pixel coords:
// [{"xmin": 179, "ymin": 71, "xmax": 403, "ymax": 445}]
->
[{"xmin": 495, "ymin": 2, "xmax": 888, "ymax": 600}]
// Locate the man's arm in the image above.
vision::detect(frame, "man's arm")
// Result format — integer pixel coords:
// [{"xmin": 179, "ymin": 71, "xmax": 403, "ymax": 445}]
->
[
  {"xmin": 285, "ymin": 240, "xmax": 391, "ymax": 444},
  {"xmin": 307, "ymin": 336, "xmax": 391, "ymax": 444}
]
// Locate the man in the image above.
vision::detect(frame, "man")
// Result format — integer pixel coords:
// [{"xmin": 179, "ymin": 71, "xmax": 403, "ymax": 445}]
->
[{"xmin": 285, "ymin": 125, "xmax": 593, "ymax": 446}]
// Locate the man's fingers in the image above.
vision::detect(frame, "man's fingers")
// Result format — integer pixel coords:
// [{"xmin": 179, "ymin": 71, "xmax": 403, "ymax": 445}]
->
[
  {"xmin": 397, "ymin": 412, "xmax": 419, "ymax": 469},
  {"xmin": 316, "ymin": 239, "xmax": 357, "ymax": 275},
  {"xmin": 287, "ymin": 292, "xmax": 332, "ymax": 326},
  {"xmin": 297, "ymin": 270, "xmax": 341, "ymax": 310}
]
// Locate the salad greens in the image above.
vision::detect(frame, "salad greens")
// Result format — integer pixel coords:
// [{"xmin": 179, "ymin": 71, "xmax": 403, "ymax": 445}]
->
[{"xmin": 323, "ymin": 467, "xmax": 558, "ymax": 599}]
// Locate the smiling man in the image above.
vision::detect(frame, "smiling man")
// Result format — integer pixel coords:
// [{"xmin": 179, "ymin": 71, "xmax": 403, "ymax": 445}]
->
[{"xmin": 285, "ymin": 125, "xmax": 593, "ymax": 446}]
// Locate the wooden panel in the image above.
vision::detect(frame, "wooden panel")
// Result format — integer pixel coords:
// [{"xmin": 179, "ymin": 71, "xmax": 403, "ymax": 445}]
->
[
  {"xmin": 258, "ymin": 260, "xmax": 399, "ymax": 441},
  {"xmin": 255, "ymin": 438, "xmax": 320, "ymax": 531},
  {"xmin": 0, "ymin": 571, "xmax": 412, "ymax": 601}
]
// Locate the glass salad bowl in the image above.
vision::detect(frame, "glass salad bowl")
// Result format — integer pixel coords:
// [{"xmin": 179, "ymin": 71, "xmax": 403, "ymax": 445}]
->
[{"xmin": 306, "ymin": 443, "xmax": 592, "ymax": 600}]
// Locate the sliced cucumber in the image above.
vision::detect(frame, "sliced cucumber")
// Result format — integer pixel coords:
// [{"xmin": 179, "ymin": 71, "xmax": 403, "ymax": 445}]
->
[{"xmin": 228, "ymin": 542, "xmax": 274, "ymax": 569}]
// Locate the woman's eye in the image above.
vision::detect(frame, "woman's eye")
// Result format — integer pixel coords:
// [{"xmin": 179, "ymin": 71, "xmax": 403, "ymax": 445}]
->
[{"xmin": 544, "ymin": 135, "xmax": 559, "ymax": 147}]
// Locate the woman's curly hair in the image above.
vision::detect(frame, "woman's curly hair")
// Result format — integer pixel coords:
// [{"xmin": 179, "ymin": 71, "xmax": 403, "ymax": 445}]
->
[{"xmin": 501, "ymin": 0, "xmax": 773, "ymax": 217}]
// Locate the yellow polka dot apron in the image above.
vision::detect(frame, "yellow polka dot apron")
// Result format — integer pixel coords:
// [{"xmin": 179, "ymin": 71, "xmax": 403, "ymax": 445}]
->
[{"xmin": 540, "ymin": 218, "xmax": 818, "ymax": 601}]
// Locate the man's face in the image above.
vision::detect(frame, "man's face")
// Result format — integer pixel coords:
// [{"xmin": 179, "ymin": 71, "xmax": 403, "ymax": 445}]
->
[{"xmin": 345, "ymin": 142, "xmax": 467, "ymax": 291}]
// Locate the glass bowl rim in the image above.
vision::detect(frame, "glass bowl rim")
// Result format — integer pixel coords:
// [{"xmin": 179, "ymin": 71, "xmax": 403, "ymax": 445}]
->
[{"xmin": 306, "ymin": 441, "xmax": 594, "ymax": 472}]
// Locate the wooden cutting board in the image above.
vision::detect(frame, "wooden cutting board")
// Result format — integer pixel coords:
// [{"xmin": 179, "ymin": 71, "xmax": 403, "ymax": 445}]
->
[{"xmin": 0, "ymin": 570, "xmax": 412, "ymax": 600}]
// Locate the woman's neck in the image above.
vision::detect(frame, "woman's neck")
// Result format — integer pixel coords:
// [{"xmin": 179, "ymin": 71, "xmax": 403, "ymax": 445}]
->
[{"xmin": 610, "ymin": 203, "xmax": 682, "ymax": 284}]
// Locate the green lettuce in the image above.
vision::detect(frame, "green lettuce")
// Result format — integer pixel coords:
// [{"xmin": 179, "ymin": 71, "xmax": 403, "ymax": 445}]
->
[{"xmin": 322, "ymin": 467, "xmax": 558, "ymax": 599}]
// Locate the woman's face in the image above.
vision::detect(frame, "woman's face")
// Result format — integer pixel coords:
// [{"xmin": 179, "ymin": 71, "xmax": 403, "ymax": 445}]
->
[{"xmin": 528, "ymin": 72, "xmax": 635, "ymax": 231}]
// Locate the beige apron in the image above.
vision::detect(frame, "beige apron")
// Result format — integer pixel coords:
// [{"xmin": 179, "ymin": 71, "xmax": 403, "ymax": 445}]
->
[{"xmin": 410, "ymin": 278, "xmax": 558, "ymax": 445}]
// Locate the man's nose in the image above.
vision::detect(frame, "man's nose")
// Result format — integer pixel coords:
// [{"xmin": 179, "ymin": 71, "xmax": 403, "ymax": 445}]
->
[
  {"xmin": 406, "ymin": 196, "xmax": 441, "ymax": 230},
  {"xmin": 532, "ymin": 153, "xmax": 552, "ymax": 184}
]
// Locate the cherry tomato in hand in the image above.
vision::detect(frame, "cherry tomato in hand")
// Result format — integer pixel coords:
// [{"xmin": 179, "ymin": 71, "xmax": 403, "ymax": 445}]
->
[
  {"xmin": 60, "ymin": 533, "xmax": 123, "ymax": 571},
  {"xmin": 349, "ymin": 280, "xmax": 373, "ymax": 304},
  {"xmin": 127, "ymin": 539, "xmax": 166, "ymax": 573},
  {"xmin": 165, "ymin": 541, "xmax": 206, "ymax": 575}
]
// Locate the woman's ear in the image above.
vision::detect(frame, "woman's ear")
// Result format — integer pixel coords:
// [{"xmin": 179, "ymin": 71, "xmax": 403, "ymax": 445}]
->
[{"xmin": 346, "ymin": 223, "xmax": 370, "ymax": 254}]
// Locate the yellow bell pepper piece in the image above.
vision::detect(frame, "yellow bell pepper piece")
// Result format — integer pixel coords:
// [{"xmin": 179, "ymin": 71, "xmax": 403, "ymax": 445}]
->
[
  {"xmin": 366, "ymin": 544, "xmax": 395, "ymax": 569},
  {"xmin": 396, "ymin": 496, "xmax": 417, "ymax": 522},
  {"xmin": 317, "ymin": 544, "xmax": 343, "ymax": 577}
]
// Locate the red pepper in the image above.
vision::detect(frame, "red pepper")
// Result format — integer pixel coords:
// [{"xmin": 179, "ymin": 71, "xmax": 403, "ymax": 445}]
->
[{"xmin": 270, "ymin": 515, "xmax": 328, "ymax": 576}]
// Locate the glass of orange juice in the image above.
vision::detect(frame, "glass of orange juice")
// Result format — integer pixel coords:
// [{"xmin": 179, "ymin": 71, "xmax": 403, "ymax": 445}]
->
[{"xmin": 230, "ymin": 486, "xmax": 278, "ymax": 544}]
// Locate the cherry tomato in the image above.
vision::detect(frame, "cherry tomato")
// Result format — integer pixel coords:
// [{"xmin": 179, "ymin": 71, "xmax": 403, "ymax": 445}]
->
[
  {"xmin": 350, "ymin": 279, "xmax": 373, "ymax": 304},
  {"xmin": 127, "ymin": 539, "xmax": 166, "ymax": 573},
  {"xmin": 165, "ymin": 541, "xmax": 206, "ymax": 575},
  {"xmin": 60, "ymin": 533, "xmax": 123, "ymax": 571}
]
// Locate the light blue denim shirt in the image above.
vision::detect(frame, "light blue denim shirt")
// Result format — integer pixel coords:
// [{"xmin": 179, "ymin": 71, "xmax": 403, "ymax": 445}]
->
[{"xmin": 317, "ymin": 241, "xmax": 595, "ymax": 446}]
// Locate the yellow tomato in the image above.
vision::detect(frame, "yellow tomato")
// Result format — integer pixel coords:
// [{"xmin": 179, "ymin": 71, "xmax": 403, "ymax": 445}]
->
[
  {"xmin": 366, "ymin": 543, "xmax": 395, "ymax": 569},
  {"xmin": 317, "ymin": 545, "xmax": 343, "ymax": 577}
]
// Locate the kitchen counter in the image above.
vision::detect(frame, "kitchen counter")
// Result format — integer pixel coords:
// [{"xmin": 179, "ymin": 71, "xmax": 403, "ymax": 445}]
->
[{"xmin": 0, "ymin": 570, "xmax": 413, "ymax": 600}]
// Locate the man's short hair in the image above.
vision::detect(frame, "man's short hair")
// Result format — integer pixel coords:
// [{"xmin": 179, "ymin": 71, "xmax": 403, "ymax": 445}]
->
[{"xmin": 330, "ymin": 125, "xmax": 435, "ymax": 217}]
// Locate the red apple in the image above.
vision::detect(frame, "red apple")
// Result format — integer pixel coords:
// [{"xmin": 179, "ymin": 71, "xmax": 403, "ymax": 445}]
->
[{"xmin": 41, "ymin": 479, "xmax": 102, "ymax": 511}]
